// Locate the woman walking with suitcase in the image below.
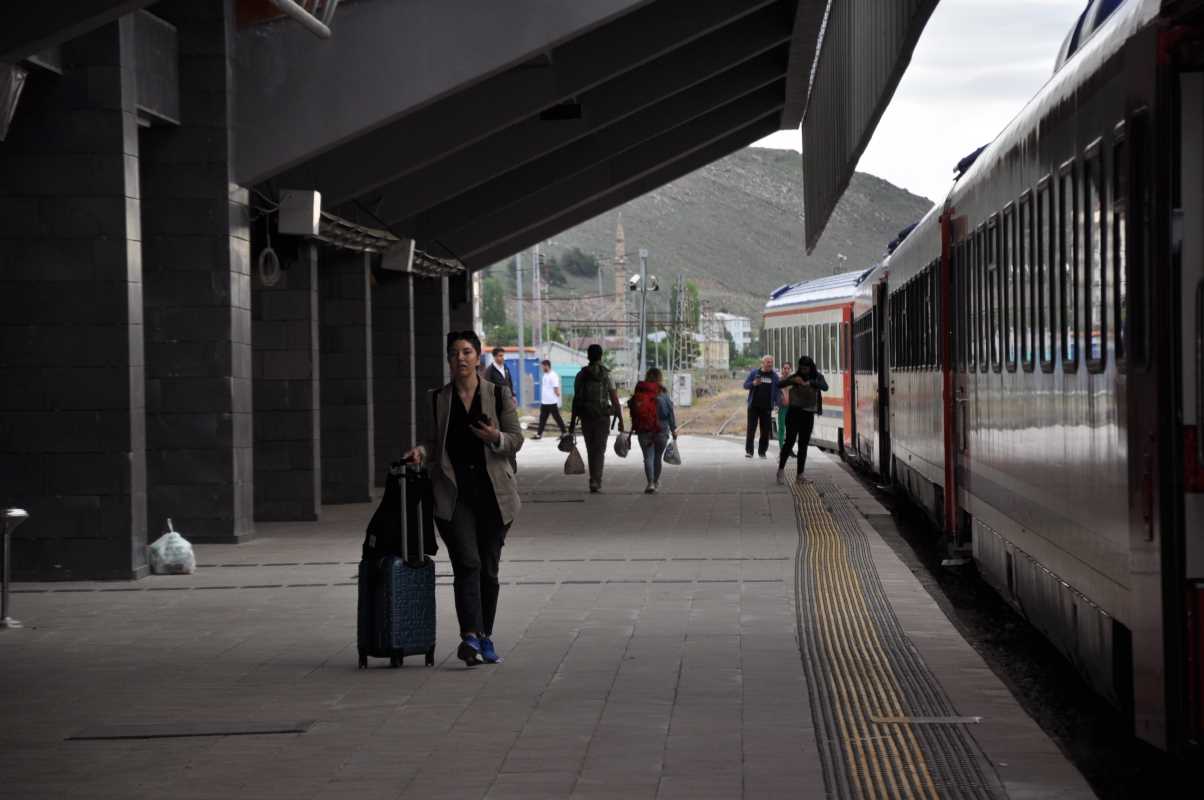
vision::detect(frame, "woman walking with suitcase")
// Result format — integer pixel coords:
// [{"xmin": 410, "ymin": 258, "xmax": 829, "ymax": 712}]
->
[
  {"xmin": 404, "ymin": 331, "xmax": 524, "ymax": 666},
  {"xmin": 628, "ymin": 368, "xmax": 678, "ymax": 494}
]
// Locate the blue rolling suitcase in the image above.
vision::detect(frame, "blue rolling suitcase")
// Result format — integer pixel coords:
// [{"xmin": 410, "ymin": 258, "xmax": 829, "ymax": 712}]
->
[{"xmin": 357, "ymin": 464, "xmax": 437, "ymax": 668}]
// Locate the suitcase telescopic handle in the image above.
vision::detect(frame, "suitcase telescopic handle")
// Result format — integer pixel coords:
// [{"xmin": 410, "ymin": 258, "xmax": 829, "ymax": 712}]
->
[{"xmin": 400, "ymin": 464, "xmax": 427, "ymax": 566}]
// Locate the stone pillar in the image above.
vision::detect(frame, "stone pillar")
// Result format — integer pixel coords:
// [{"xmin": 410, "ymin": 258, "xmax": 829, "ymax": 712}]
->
[
  {"xmin": 413, "ymin": 276, "xmax": 451, "ymax": 445},
  {"xmin": 319, "ymin": 249, "xmax": 374, "ymax": 503},
  {"xmin": 371, "ymin": 266, "xmax": 414, "ymax": 486},
  {"xmin": 0, "ymin": 21, "xmax": 148, "ymax": 579},
  {"xmin": 140, "ymin": 0, "xmax": 254, "ymax": 544},
  {"xmin": 252, "ymin": 243, "xmax": 320, "ymax": 520}
]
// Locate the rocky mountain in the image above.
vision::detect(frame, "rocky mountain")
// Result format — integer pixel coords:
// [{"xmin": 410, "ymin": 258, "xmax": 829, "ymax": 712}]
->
[{"xmin": 505, "ymin": 147, "xmax": 934, "ymax": 326}]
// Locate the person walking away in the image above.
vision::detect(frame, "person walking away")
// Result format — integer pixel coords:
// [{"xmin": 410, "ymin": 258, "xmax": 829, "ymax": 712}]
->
[
  {"xmin": 776, "ymin": 355, "xmax": 828, "ymax": 485},
  {"xmin": 483, "ymin": 347, "xmax": 515, "ymax": 397},
  {"xmin": 404, "ymin": 330, "xmax": 524, "ymax": 666},
  {"xmin": 776, "ymin": 362, "xmax": 793, "ymax": 454},
  {"xmin": 743, "ymin": 355, "xmax": 779, "ymax": 459},
  {"xmin": 628, "ymin": 368, "xmax": 677, "ymax": 494},
  {"xmin": 569, "ymin": 344, "xmax": 624, "ymax": 493},
  {"xmin": 534, "ymin": 360, "xmax": 567, "ymax": 440}
]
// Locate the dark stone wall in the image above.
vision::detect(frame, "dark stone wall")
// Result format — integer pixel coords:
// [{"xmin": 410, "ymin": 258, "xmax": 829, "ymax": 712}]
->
[
  {"xmin": 140, "ymin": 0, "xmax": 254, "ymax": 544},
  {"xmin": 319, "ymin": 250, "xmax": 373, "ymax": 503},
  {"xmin": 252, "ymin": 244, "xmax": 320, "ymax": 521},
  {"xmin": 0, "ymin": 21, "xmax": 148, "ymax": 579}
]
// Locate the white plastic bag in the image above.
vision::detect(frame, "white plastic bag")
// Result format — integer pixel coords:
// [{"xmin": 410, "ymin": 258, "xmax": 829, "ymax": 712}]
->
[
  {"xmin": 663, "ymin": 439, "xmax": 682, "ymax": 466},
  {"xmin": 613, "ymin": 431, "xmax": 631, "ymax": 458},
  {"xmin": 148, "ymin": 519, "xmax": 196, "ymax": 575}
]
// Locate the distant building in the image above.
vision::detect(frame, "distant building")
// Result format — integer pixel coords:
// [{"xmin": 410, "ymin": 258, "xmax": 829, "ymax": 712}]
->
[{"xmin": 713, "ymin": 312, "xmax": 752, "ymax": 353}]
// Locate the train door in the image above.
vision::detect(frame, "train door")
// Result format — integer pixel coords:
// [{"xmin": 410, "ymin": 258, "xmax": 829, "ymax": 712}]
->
[{"xmin": 874, "ymin": 281, "xmax": 891, "ymax": 476}]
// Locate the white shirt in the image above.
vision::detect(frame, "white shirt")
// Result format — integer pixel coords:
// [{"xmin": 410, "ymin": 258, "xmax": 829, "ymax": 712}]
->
[{"xmin": 540, "ymin": 371, "xmax": 561, "ymax": 406}]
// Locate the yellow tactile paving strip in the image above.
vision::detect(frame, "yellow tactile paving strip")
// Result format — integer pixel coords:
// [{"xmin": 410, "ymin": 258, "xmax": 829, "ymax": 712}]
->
[{"xmin": 791, "ymin": 479, "xmax": 1002, "ymax": 800}]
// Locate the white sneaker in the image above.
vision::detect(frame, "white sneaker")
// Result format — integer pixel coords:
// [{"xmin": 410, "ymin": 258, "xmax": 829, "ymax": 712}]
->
[
  {"xmin": 776, "ymin": 469, "xmax": 785, "ymax": 485},
  {"xmin": 644, "ymin": 483, "xmax": 655, "ymax": 494}
]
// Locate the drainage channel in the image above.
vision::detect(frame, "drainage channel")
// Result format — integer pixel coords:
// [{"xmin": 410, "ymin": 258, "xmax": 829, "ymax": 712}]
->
[{"xmin": 791, "ymin": 477, "xmax": 1004, "ymax": 800}]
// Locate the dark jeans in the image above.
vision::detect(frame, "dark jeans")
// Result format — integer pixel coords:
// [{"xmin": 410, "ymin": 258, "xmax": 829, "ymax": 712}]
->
[
  {"xmin": 436, "ymin": 466, "xmax": 508, "ymax": 637},
  {"xmin": 778, "ymin": 408, "xmax": 816, "ymax": 475},
  {"xmin": 637, "ymin": 431, "xmax": 669, "ymax": 484},
  {"xmin": 745, "ymin": 407, "xmax": 773, "ymax": 456},
  {"xmin": 537, "ymin": 404, "xmax": 566, "ymax": 436},
  {"xmin": 580, "ymin": 416, "xmax": 610, "ymax": 489}
]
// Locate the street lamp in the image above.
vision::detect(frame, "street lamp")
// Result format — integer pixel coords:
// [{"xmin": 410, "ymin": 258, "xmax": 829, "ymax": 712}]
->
[{"xmin": 630, "ymin": 248, "xmax": 659, "ymax": 381}]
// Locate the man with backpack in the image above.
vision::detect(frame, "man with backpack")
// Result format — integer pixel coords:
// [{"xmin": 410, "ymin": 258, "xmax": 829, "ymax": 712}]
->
[{"xmin": 569, "ymin": 344, "xmax": 624, "ymax": 493}]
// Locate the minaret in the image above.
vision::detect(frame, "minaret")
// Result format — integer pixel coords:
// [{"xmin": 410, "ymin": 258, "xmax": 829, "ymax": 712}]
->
[{"xmin": 612, "ymin": 213, "xmax": 627, "ymax": 336}]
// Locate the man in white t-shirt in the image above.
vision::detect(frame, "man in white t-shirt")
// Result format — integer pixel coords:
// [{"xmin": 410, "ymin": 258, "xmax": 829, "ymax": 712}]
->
[{"xmin": 534, "ymin": 360, "xmax": 567, "ymax": 439}]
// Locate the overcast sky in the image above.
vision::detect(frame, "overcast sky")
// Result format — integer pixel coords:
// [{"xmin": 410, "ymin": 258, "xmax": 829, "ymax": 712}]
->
[{"xmin": 754, "ymin": 0, "xmax": 1088, "ymax": 202}]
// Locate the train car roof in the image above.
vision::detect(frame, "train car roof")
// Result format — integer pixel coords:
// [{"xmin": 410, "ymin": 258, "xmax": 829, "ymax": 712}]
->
[
  {"xmin": 765, "ymin": 267, "xmax": 876, "ymax": 312},
  {"xmin": 951, "ymin": 0, "xmax": 1159, "ymax": 207}
]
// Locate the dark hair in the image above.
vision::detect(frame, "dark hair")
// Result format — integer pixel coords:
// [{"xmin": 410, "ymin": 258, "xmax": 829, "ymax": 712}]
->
[
  {"xmin": 644, "ymin": 367, "xmax": 663, "ymax": 385},
  {"xmin": 797, "ymin": 355, "xmax": 816, "ymax": 371},
  {"xmin": 541, "ymin": 359, "xmax": 551, "ymax": 368},
  {"xmin": 587, "ymin": 344, "xmax": 603, "ymax": 362},
  {"xmin": 446, "ymin": 330, "xmax": 482, "ymax": 358},
  {"xmin": 491, "ymin": 346, "xmax": 505, "ymax": 357}
]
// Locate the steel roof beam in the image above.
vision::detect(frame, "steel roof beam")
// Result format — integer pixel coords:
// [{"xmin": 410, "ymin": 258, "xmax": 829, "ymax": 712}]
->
[
  {"xmin": 456, "ymin": 113, "xmax": 780, "ymax": 271},
  {"xmin": 265, "ymin": 0, "xmax": 780, "ymax": 203},
  {"xmin": 0, "ymin": 0, "xmax": 156, "ymax": 62},
  {"xmin": 401, "ymin": 50, "xmax": 790, "ymax": 242},
  {"xmin": 353, "ymin": 1, "xmax": 797, "ymax": 227},
  {"xmin": 436, "ymin": 83, "xmax": 786, "ymax": 262}
]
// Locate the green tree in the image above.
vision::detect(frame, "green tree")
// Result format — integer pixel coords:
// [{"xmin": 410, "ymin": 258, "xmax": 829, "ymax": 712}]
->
[
  {"xmin": 560, "ymin": 247, "xmax": 600, "ymax": 278},
  {"xmin": 482, "ymin": 276, "xmax": 506, "ymax": 329}
]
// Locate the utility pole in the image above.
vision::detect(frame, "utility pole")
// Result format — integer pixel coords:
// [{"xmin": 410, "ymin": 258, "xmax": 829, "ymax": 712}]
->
[
  {"xmin": 531, "ymin": 243, "xmax": 542, "ymax": 356},
  {"xmin": 515, "ymin": 252, "xmax": 525, "ymax": 409}
]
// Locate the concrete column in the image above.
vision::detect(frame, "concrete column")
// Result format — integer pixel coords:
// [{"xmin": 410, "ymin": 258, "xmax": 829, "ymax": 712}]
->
[
  {"xmin": 371, "ymin": 266, "xmax": 414, "ymax": 486},
  {"xmin": 252, "ymin": 243, "xmax": 320, "ymax": 521},
  {"xmin": 413, "ymin": 276, "xmax": 451, "ymax": 445},
  {"xmin": 140, "ymin": 0, "xmax": 254, "ymax": 544},
  {"xmin": 319, "ymin": 249, "xmax": 374, "ymax": 503},
  {"xmin": 0, "ymin": 20, "xmax": 148, "ymax": 579}
]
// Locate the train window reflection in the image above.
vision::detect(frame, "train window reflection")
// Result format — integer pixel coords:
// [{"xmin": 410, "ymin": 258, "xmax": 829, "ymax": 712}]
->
[
  {"xmin": 1113, "ymin": 130, "xmax": 1127, "ymax": 368},
  {"xmin": 1038, "ymin": 178, "xmax": 1055, "ymax": 370},
  {"xmin": 1020, "ymin": 192, "xmax": 1034, "ymax": 370},
  {"xmin": 1085, "ymin": 143, "xmax": 1106, "ymax": 370},
  {"xmin": 1060, "ymin": 161, "xmax": 1079, "ymax": 370},
  {"xmin": 1004, "ymin": 205, "xmax": 1017, "ymax": 370},
  {"xmin": 988, "ymin": 216, "xmax": 1001, "ymax": 371}
]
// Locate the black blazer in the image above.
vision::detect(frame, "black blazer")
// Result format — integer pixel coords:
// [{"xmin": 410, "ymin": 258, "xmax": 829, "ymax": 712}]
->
[{"xmin": 483, "ymin": 362, "xmax": 514, "ymax": 396}]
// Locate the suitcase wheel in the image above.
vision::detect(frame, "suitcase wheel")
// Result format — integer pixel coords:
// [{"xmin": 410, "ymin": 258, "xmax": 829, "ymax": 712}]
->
[
  {"xmin": 389, "ymin": 656, "xmax": 402, "ymax": 668},
  {"xmin": 358, "ymin": 651, "xmax": 367, "ymax": 670},
  {"xmin": 425, "ymin": 645, "xmax": 435, "ymax": 667}
]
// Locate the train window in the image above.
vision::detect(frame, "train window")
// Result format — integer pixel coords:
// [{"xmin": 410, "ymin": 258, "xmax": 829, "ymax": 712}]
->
[
  {"xmin": 988, "ymin": 215, "xmax": 1002, "ymax": 371},
  {"xmin": 1038, "ymin": 177, "xmax": 1055, "ymax": 371},
  {"xmin": 973, "ymin": 226, "xmax": 984, "ymax": 370},
  {"xmin": 1003, "ymin": 204, "xmax": 1017, "ymax": 370},
  {"xmin": 829, "ymin": 323, "xmax": 837, "ymax": 372},
  {"xmin": 1113, "ymin": 124, "xmax": 1128, "ymax": 368},
  {"xmin": 961, "ymin": 241, "xmax": 971, "ymax": 371},
  {"xmin": 1060, "ymin": 159, "xmax": 1080, "ymax": 371},
  {"xmin": 930, "ymin": 264, "xmax": 939, "ymax": 369},
  {"xmin": 955, "ymin": 243, "xmax": 965, "ymax": 371},
  {"xmin": 1020, "ymin": 192, "xmax": 1035, "ymax": 371},
  {"xmin": 1085, "ymin": 140, "xmax": 1106, "ymax": 371}
]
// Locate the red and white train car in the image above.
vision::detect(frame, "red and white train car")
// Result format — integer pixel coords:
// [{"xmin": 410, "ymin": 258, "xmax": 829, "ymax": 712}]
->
[{"xmin": 760, "ymin": 269, "xmax": 874, "ymax": 453}]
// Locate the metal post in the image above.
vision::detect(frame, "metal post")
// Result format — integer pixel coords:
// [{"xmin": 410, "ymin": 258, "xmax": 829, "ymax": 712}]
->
[
  {"xmin": 514, "ymin": 253, "xmax": 525, "ymax": 409},
  {"xmin": 531, "ymin": 243, "xmax": 542, "ymax": 355},
  {"xmin": 638, "ymin": 249, "xmax": 649, "ymax": 382},
  {"xmin": 1, "ymin": 508, "xmax": 28, "ymax": 629}
]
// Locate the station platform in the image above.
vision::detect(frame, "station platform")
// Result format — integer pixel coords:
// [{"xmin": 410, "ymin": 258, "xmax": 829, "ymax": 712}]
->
[{"xmin": 0, "ymin": 436, "xmax": 1095, "ymax": 799}]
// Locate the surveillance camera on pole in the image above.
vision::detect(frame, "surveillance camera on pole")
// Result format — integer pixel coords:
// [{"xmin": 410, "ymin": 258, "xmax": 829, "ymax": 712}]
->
[{"xmin": 629, "ymin": 274, "xmax": 641, "ymax": 290}]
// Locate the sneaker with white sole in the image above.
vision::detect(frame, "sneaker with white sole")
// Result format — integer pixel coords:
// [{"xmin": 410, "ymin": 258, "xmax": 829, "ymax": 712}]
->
[{"xmin": 776, "ymin": 469, "xmax": 785, "ymax": 485}]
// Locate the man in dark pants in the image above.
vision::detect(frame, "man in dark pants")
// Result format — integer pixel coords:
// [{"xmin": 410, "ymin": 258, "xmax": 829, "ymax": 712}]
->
[
  {"xmin": 742, "ymin": 355, "xmax": 780, "ymax": 459},
  {"xmin": 534, "ymin": 359, "xmax": 566, "ymax": 439},
  {"xmin": 569, "ymin": 344, "xmax": 624, "ymax": 493}
]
